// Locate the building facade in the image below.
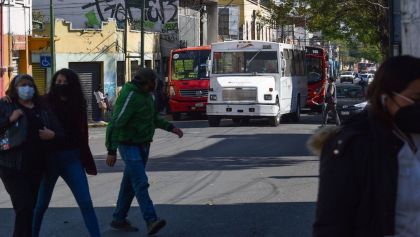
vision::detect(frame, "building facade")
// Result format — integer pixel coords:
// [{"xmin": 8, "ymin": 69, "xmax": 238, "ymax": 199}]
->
[
  {"xmin": 32, "ymin": 19, "xmax": 161, "ymax": 120},
  {"xmin": 1, "ymin": 0, "xmax": 32, "ymax": 96},
  {"xmin": 218, "ymin": 0, "xmax": 274, "ymax": 42}
]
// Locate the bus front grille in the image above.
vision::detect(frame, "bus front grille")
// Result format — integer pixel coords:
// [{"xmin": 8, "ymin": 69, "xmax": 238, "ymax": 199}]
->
[
  {"xmin": 222, "ymin": 88, "xmax": 257, "ymax": 101},
  {"xmin": 180, "ymin": 89, "xmax": 209, "ymax": 97}
]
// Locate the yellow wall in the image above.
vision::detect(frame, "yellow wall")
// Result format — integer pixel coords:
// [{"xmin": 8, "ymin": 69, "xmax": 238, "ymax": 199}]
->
[
  {"xmin": 33, "ymin": 20, "xmax": 160, "ymax": 55},
  {"xmin": 218, "ymin": 0, "xmax": 272, "ymax": 41}
]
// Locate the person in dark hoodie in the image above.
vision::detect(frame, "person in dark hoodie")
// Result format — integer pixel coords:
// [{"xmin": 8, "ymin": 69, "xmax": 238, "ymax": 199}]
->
[
  {"xmin": 32, "ymin": 69, "xmax": 100, "ymax": 237},
  {"xmin": 0, "ymin": 74, "xmax": 62, "ymax": 237},
  {"xmin": 308, "ymin": 55, "xmax": 420, "ymax": 237}
]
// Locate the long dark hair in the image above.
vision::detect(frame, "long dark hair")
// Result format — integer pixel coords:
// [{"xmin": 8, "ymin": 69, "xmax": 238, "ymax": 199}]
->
[
  {"xmin": 6, "ymin": 74, "xmax": 41, "ymax": 105},
  {"xmin": 367, "ymin": 55, "xmax": 420, "ymax": 123},
  {"xmin": 48, "ymin": 68, "xmax": 87, "ymax": 112}
]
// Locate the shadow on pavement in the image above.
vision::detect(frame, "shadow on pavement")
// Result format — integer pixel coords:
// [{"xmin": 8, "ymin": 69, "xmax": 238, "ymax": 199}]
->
[
  {"xmin": 171, "ymin": 115, "xmax": 323, "ymax": 129},
  {"xmin": 0, "ymin": 202, "xmax": 315, "ymax": 237},
  {"xmin": 95, "ymin": 133, "xmax": 315, "ymax": 173},
  {"xmin": 269, "ymin": 175, "xmax": 319, "ymax": 179}
]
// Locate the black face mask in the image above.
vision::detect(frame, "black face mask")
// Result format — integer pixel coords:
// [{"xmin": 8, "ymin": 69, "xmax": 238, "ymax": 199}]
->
[
  {"xmin": 54, "ymin": 84, "xmax": 71, "ymax": 97},
  {"xmin": 394, "ymin": 103, "xmax": 420, "ymax": 133}
]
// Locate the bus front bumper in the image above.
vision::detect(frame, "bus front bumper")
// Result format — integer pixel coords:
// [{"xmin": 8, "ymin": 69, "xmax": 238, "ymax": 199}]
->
[
  {"xmin": 170, "ymin": 99, "xmax": 207, "ymax": 113},
  {"xmin": 206, "ymin": 103, "xmax": 279, "ymax": 117}
]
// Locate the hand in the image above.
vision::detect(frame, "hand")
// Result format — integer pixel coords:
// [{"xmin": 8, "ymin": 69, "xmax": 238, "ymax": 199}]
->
[
  {"xmin": 2, "ymin": 96, "xmax": 12, "ymax": 103},
  {"xmin": 9, "ymin": 109, "xmax": 24, "ymax": 123},
  {"xmin": 39, "ymin": 127, "xmax": 55, "ymax": 140},
  {"xmin": 172, "ymin": 128, "xmax": 183, "ymax": 138},
  {"xmin": 106, "ymin": 155, "xmax": 117, "ymax": 167}
]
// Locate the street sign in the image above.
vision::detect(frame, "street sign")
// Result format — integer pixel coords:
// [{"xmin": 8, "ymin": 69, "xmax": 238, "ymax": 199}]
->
[{"xmin": 40, "ymin": 56, "xmax": 51, "ymax": 68}]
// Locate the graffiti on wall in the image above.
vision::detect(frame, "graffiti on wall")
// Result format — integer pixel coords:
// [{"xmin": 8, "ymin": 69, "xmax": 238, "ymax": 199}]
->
[{"xmin": 81, "ymin": 0, "xmax": 178, "ymax": 34}]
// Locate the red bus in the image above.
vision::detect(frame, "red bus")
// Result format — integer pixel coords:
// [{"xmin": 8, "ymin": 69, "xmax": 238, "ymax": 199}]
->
[
  {"xmin": 305, "ymin": 46, "xmax": 328, "ymax": 111},
  {"xmin": 168, "ymin": 46, "xmax": 211, "ymax": 120}
]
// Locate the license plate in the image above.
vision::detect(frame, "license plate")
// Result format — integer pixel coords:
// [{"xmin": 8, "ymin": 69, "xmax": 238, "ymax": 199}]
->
[
  {"xmin": 341, "ymin": 111, "xmax": 350, "ymax": 115},
  {"xmin": 191, "ymin": 107, "xmax": 196, "ymax": 110},
  {"xmin": 195, "ymin": 103, "xmax": 204, "ymax": 107}
]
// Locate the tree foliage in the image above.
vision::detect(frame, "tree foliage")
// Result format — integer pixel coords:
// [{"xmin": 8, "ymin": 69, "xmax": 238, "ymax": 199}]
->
[{"xmin": 261, "ymin": 0, "xmax": 389, "ymax": 61}]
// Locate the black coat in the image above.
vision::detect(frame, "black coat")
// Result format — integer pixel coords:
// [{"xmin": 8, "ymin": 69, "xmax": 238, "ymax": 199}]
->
[
  {"xmin": 0, "ymin": 101, "xmax": 64, "ymax": 171},
  {"xmin": 311, "ymin": 110, "xmax": 404, "ymax": 237}
]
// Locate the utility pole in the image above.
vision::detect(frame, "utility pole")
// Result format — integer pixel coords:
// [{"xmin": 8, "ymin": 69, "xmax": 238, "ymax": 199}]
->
[
  {"xmin": 50, "ymin": 0, "xmax": 55, "ymax": 73},
  {"xmin": 140, "ymin": 0, "xmax": 145, "ymax": 68},
  {"xmin": 124, "ymin": 1, "xmax": 129, "ymax": 81}
]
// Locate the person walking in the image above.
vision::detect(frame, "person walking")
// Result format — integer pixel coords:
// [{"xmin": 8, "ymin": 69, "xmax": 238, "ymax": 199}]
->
[
  {"xmin": 308, "ymin": 55, "xmax": 420, "ymax": 237},
  {"xmin": 322, "ymin": 77, "xmax": 341, "ymax": 126},
  {"xmin": 32, "ymin": 69, "xmax": 101, "ymax": 237},
  {"xmin": 106, "ymin": 68, "xmax": 183, "ymax": 235},
  {"xmin": 94, "ymin": 87, "xmax": 108, "ymax": 122},
  {"xmin": 0, "ymin": 74, "xmax": 62, "ymax": 237}
]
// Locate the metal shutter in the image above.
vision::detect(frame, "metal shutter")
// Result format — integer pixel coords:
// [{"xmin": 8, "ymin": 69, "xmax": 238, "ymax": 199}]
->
[
  {"xmin": 32, "ymin": 63, "xmax": 47, "ymax": 95},
  {"xmin": 69, "ymin": 63, "xmax": 101, "ymax": 121}
]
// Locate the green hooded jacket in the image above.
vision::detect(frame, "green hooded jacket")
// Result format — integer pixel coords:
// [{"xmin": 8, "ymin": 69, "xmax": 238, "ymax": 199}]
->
[{"xmin": 105, "ymin": 82, "xmax": 173, "ymax": 154}]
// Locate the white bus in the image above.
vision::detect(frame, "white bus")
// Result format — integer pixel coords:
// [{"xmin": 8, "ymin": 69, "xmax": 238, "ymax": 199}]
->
[{"xmin": 207, "ymin": 41, "xmax": 307, "ymax": 127}]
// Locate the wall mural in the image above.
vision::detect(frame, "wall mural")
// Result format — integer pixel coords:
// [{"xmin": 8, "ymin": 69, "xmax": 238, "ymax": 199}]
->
[{"xmin": 80, "ymin": 0, "xmax": 178, "ymax": 33}]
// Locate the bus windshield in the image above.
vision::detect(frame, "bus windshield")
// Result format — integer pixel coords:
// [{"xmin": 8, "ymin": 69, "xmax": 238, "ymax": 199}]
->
[
  {"xmin": 172, "ymin": 50, "xmax": 211, "ymax": 80},
  {"xmin": 212, "ymin": 51, "xmax": 278, "ymax": 74},
  {"xmin": 306, "ymin": 57, "xmax": 323, "ymax": 83}
]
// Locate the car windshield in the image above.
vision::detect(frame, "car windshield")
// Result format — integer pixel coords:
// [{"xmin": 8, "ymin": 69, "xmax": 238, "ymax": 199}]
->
[
  {"xmin": 341, "ymin": 72, "xmax": 353, "ymax": 76},
  {"xmin": 212, "ymin": 51, "xmax": 278, "ymax": 74},
  {"xmin": 336, "ymin": 85, "xmax": 365, "ymax": 98},
  {"xmin": 172, "ymin": 50, "xmax": 211, "ymax": 80},
  {"xmin": 306, "ymin": 57, "xmax": 323, "ymax": 83}
]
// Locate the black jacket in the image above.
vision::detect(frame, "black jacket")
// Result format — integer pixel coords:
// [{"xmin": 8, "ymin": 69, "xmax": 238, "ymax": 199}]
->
[
  {"xmin": 0, "ymin": 101, "xmax": 64, "ymax": 170},
  {"xmin": 309, "ymin": 110, "xmax": 404, "ymax": 237}
]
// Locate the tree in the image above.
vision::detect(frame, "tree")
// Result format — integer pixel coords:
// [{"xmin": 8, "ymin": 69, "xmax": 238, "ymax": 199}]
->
[
  {"xmin": 261, "ymin": 0, "xmax": 389, "ymax": 60},
  {"xmin": 304, "ymin": 0, "xmax": 389, "ymax": 59},
  {"xmin": 33, "ymin": 11, "xmax": 46, "ymax": 23}
]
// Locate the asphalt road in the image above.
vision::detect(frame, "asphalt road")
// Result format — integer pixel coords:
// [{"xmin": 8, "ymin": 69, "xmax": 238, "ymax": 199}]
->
[{"xmin": 0, "ymin": 114, "xmax": 323, "ymax": 237}]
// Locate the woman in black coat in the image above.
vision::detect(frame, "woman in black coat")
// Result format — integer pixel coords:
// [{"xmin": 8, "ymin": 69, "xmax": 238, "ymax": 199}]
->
[
  {"xmin": 0, "ymin": 74, "xmax": 62, "ymax": 237},
  {"xmin": 309, "ymin": 55, "xmax": 420, "ymax": 237}
]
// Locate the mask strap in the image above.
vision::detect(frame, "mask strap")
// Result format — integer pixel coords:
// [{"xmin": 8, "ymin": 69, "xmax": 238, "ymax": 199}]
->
[{"xmin": 392, "ymin": 92, "xmax": 415, "ymax": 104}]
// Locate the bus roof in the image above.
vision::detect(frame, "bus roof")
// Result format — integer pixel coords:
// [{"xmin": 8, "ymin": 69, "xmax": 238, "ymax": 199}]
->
[
  {"xmin": 171, "ymin": 45, "xmax": 211, "ymax": 54},
  {"xmin": 211, "ymin": 40, "xmax": 304, "ymax": 51}
]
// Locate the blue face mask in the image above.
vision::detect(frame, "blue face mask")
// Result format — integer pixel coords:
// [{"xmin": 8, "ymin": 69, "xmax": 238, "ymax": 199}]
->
[{"xmin": 17, "ymin": 86, "xmax": 35, "ymax": 101}]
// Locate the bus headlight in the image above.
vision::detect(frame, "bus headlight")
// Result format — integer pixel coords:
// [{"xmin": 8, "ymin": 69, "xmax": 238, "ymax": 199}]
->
[
  {"xmin": 264, "ymin": 94, "xmax": 273, "ymax": 101},
  {"xmin": 210, "ymin": 94, "xmax": 217, "ymax": 101},
  {"xmin": 169, "ymin": 86, "xmax": 176, "ymax": 96}
]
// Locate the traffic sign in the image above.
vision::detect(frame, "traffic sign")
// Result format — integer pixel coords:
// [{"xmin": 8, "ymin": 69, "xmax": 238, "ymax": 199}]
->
[{"xmin": 40, "ymin": 56, "xmax": 51, "ymax": 68}]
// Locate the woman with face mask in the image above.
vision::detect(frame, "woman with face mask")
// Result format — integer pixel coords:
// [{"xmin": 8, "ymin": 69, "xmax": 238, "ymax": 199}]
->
[
  {"xmin": 32, "ymin": 69, "xmax": 100, "ymax": 237},
  {"xmin": 0, "ymin": 75, "xmax": 62, "ymax": 237},
  {"xmin": 308, "ymin": 55, "xmax": 420, "ymax": 237}
]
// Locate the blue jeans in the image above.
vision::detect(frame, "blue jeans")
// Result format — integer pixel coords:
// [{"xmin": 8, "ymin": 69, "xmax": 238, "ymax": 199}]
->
[
  {"xmin": 32, "ymin": 150, "xmax": 101, "ymax": 237},
  {"xmin": 113, "ymin": 144, "xmax": 158, "ymax": 224}
]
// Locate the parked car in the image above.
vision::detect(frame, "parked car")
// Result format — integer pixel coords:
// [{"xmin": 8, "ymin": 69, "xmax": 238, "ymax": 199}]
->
[
  {"xmin": 335, "ymin": 83, "xmax": 367, "ymax": 120},
  {"xmin": 339, "ymin": 71, "xmax": 356, "ymax": 83},
  {"xmin": 360, "ymin": 73, "xmax": 374, "ymax": 84}
]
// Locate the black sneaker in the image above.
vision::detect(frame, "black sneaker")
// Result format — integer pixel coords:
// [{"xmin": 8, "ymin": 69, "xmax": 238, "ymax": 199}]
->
[
  {"xmin": 147, "ymin": 218, "xmax": 166, "ymax": 235},
  {"xmin": 110, "ymin": 219, "xmax": 139, "ymax": 232}
]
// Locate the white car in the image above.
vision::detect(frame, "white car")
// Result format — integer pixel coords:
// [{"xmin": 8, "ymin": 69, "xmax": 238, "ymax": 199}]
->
[
  {"xmin": 339, "ymin": 71, "xmax": 356, "ymax": 83},
  {"xmin": 360, "ymin": 73, "xmax": 374, "ymax": 84}
]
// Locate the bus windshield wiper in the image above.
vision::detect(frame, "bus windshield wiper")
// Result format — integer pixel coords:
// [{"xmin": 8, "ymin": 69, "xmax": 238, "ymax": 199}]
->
[{"xmin": 246, "ymin": 49, "xmax": 263, "ymax": 69}]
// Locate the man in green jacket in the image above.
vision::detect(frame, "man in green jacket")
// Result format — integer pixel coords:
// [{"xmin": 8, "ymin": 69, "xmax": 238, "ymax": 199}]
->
[{"xmin": 106, "ymin": 68, "xmax": 183, "ymax": 235}]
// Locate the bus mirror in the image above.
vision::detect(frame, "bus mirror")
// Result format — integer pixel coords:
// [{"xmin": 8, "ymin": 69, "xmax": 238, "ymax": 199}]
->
[
  {"xmin": 282, "ymin": 59, "xmax": 287, "ymax": 71},
  {"xmin": 164, "ymin": 77, "xmax": 168, "ymax": 83},
  {"xmin": 206, "ymin": 59, "xmax": 212, "ymax": 75}
]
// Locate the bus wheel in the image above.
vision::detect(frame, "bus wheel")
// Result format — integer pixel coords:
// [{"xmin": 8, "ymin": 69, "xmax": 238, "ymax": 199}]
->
[
  {"xmin": 269, "ymin": 99, "xmax": 281, "ymax": 127},
  {"xmin": 291, "ymin": 97, "xmax": 301, "ymax": 122},
  {"xmin": 172, "ymin": 113, "xmax": 181, "ymax": 121},
  {"xmin": 208, "ymin": 116, "xmax": 221, "ymax": 127},
  {"xmin": 232, "ymin": 118, "xmax": 241, "ymax": 125}
]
